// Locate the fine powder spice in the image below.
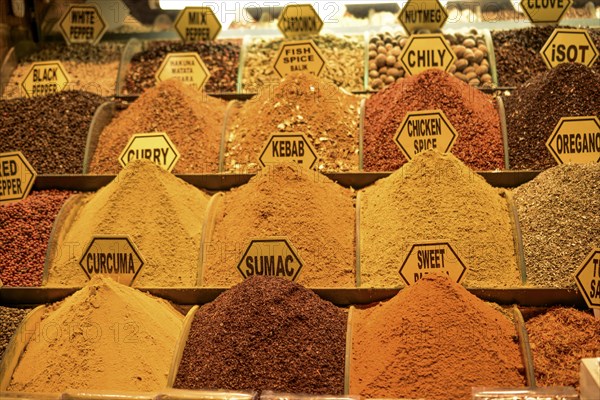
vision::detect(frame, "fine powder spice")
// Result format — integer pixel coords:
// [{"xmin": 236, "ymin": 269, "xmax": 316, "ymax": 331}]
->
[
  {"xmin": 350, "ymin": 274, "xmax": 525, "ymax": 400},
  {"xmin": 513, "ymin": 163, "xmax": 600, "ymax": 288},
  {"xmin": 224, "ymin": 72, "xmax": 360, "ymax": 172},
  {"xmin": 360, "ymin": 151, "xmax": 520, "ymax": 288},
  {"xmin": 2, "ymin": 42, "xmax": 123, "ymax": 99},
  {"xmin": 47, "ymin": 160, "xmax": 210, "ymax": 287},
  {"xmin": 7, "ymin": 276, "xmax": 183, "ymax": 392},
  {"xmin": 526, "ymin": 308, "xmax": 600, "ymax": 390},
  {"xmin": 174, "ymin": 276, "xmax": 347, "ymax": 394},
  {"xmin": 0, "ymin": 190, "xmax": 73, "ymax": 287},
  {"xmin": 364, "ymin": 69, "xmax": 504, "ymax": 172},
  {"xmin": 123, "ymin": 40, "xmax": 240, "ymax": 94},
  {"xmin": 0, "ymin": 91, "xmax": 105, "ymax": 173},
  {"xmin": 0, "ymin": 306, "xmax": 31, "ymax": 363},
  {"xmin": 504, "ymin": 63, "xmax": 600, "ymax": 170},
  {"xmin": 203, "ymin": 164, "xmax": 356, "ymax": 287},
  {"xmin": 89, "ymin": 79, "xmax": 226, "ymax": 174}
]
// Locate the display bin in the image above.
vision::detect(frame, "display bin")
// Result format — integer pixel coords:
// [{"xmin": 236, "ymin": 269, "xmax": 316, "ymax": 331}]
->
[
  {"xmin": 62, "ymin": 391, "xmax": 155, "ymax": 400},
  {"xmin": 0, "ymin": 392, "xmax": 62, "ymax": 400},
  {"xmin": 155, "ymin": 388, "xmax": 255, "ymax": 400}
]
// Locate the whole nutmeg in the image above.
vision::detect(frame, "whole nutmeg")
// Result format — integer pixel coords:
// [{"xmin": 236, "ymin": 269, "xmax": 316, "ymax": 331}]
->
[
  {"xmin": 391, "ymin": 46, "xmax": 401, "ymax": 57},
  {"xmin": 455, "ymin": 58, "xmax": 469, "ymax": 71},
  {"xmin": 463, "ymin": 38, "xmax": 476, "ymax": 48},
  {"xmin": 463, "ymin": 66, "xmax": 475, "ymax": 74},
  {"xmin": 464, "ymin": 49, "xmax": 475, "ymax": 62},
  {"xmin": 473, "ymin": 49, "xmax": 484, "ymax": 64},
  {"xmin": 454, "ymin": 72, "xmax": 467, "ymax": 82},
  {"xmin": 465, "ymin": 71, "xmax": 478, "ymax": 81},
  {"xmin": 377, "ymin": 46, "xmax": 387, "ymax": 54},
  {"xmin": 478, "ymin": 44, "xmax": 488, "ymax": 56},
  {"xmin": 475, "ymin": 65, "xmax": 489, "ymax": 75},
  {"xmin": 368, "ymin": 43, "xmax": 377, "ymax": 51},
  {"xmin": 481, "ymin": 74, "xmax": 492, "ymax": 83},
  {"xmin": 448, "ymin": 64, "xmax": 457, "ymax": 73},
  {"xmin": 394, "ymin": 61, "xmax": 404, "ymax": 69},
  {"xmin": 369, "ymin": 70, "xmax": 379, "ymax": 78},
  {"xmin": 468, "ymin": 78, "xmax": 480, "ymax": 86},
  {"xmin": 385, "ymin": 43, "xmax": 393, "ymax": 50},
  {"xmin": 453, "ymin": 45, "xmax": 466, "ymax": 58},
  {"xmin": 384, "ymin": 76, "xmax": 396, "ymax": 84},
  {"xmin": 386, "ymin": 55, "xmax": 396, "ymax": 66},
  {"xmin": 400, "ymin": 38, "xmax": 408, "ymax": 47},
  {"xmin": 387, "ymin": 68, "xmax": 403, "ymax": 78},
  {"xmin": 369, "ymin": 61, "xmax": 377, "ymax": 70},
  {"xmin": 375, "ymin": 53, "xmax": 387, "ymax": 68},
  {"xmin": 378, "ymin": 67, "xmax": 388, "ymax": 75},
  {"xmin": 369, "ymin": 50, "xmax": 377, "ymax": 59},
  {"xmin": 371, "ymin": 78, "xmax": 383, "ymax": 89}
]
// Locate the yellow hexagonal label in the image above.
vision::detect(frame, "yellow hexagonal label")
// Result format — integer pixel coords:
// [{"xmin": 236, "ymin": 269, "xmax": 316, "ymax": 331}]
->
[
  {"xmin": 174, "ymin": 6, "xmax": 221, "ymax": 42},
  {"xmin": 20, "ymin": 61, "xmax": 70, "ymax": 98},
  {"xmin": 272, "ymin": 39, "xmax": 326, "ymax": 78},
  {"xmin": 277, "ymin": 4, "xmax": 324, "ymax": 39},
  {"xmin": 400, "ymin": 34, "xmax": 457, "ymax": 76},
  {"xmin": 236, "ymin": 237, "xmax": 304, "ymax": 281},
  {"xmin": 394, "ymin": 110, "xmax": 458, "ymax": 160},
  {"xmin": 399, "ymin": 241, "xmax": 468, "ymax": 285},
  {"xmin": 540, "ymin": 28, "xmax": 599, "ymax": 69},
  {"xmin": 155, "ymin": 52, "xmax": 211, "ymax": 91},
  {"xmin": 57, "ymin": 4, "xmax": 107, "ymax": 45},
  {"xmin": 546, "ymin": 116, "xmax": 600, "ymax": 164},
  {"xmin": 79, "ymin": 235, "xmax": 145, "ymax": 286},
  {"xmin": 0, "ymin": 151, "xmax": 37, "ymax": 205},
  {"xmin": 259, "ymin": 133, "xmax": 318, "ymax": 169},
  {"xmin": 520, "ymin": 0, "xmax": 573, "ymax": 24},
  {"xmin": 119, "ymin": 132, "xmax": 181, "ymax": 172},
  {"xmin": 574, "ymin": 248, "xmax": 600, "ymax": 308},
  {"xmin": 398, "ymin": 0, "xmax": 448, "ymax": 34}
]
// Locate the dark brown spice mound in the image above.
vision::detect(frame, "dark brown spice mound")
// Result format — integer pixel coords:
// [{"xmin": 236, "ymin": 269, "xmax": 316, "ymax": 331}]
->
[
  {"xmin": 0, "ymin": 91, "xmax": 105, "ymax": 173},
  {"xmin": 174, "ymin": 276, "xmax": 347, "ymax": 394},
  {"xmin": 526, "ymin": 307, "xmax": 600, "ymax": 390},
  {"xmin": 505, "ymin": 63, "xmax": 600, "ymax": 170}
]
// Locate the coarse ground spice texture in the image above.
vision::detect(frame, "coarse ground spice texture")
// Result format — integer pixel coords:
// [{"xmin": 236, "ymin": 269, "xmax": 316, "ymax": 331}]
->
[
  {"xmin": 7, "ymin": 276, "xmax": 183, "ymax": 392},
  {"xmin": 0, "ymin": 190, "xmax": 73, "ymax": 287},
  {"xmin": 0, "ymin": 91, "xmax": 105, "ymax": 173},
  {"xmin": 513, "ymin": 164, "xmax": 600, "ymax": 288},
  {"xmin": 364, "ymin": 69, "xmax": 504, "ymax": 172},
  {"xmin": 224, "ymin": 72, "xmax": 360, "ymax": 172},
  {"xmin": 0, "ymin": 306, "xmax": 31, "ymax": 363},
  {"xmin": 350, "ymin": 275, "xmax": 525, "ymax": 400},
  {"xmin": 47, "ymin": 160, "xmax": 209, "ymax": 287},
  {"xmin": 174, "ymin": 276, "xmax": 346, "ymax": 394},
  {"xmin": 504, "ymin": 63, "xmax": 600, "ymax": 170},
  {"xmin": 203, "ymin": 164, "xmax": 356, "ymax": 287},
  {"xmin": 360, "ymin": 151, "xmax": 520, "ymax": 288},
  {"xmin": 526, "ymin": 308, "xmax": 600, "ymax": 390},
  {"xmin": 89, "ymin": 79, "xmax": 226, "ymax": 173}
]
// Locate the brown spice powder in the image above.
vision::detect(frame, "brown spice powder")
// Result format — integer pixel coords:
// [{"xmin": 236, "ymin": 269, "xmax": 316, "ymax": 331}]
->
[
  {"xmin": 224, "ymin": 72, "xmax": 360, "ymax": 172},
  {"xmin": 363, "ymin": 69, "xmax": 505, "ymax": 172},
  {"xmin": 350, "ymin": 274, "xmax": 526, "ymax": 400},
  {"xmin": 8, "ymin": 276, "xmax": 183, "ymax": 393},
  {"xmin": 89, "ymin": 79, "xmax": 226, "ymax": 174},
  {"xmin": 360, "ymin": 150, "xmax": 520, "ymax": 288},
  {"xmin": 203, "ymin": 164, "xmax": 356, "ymax": 287},
  {"xmin": 526, "ymin": 307, "xmax": 600, "ymax": 390},
  {"xmin": 174, "ymin": 276, "xmax": 346, "ymax": 394}
]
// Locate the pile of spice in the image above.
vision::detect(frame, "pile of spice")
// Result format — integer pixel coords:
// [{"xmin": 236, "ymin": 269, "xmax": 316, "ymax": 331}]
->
[
  {"xmin": 350, "ymin": 274, "xmax": 525, "ymax": 400},
  {"xmin": 2, "ymin": 42, "xmax": 123, "ymax": 99},
  {"xmin": 0, "ymin": 190, "xmax": 73, "ymax": 287},
  {"xmin": 89, "ymin": 79, "xmax": 226, "ymax": 174},
  {"xmin": 481, "ymin": 3, "xmax": 596, "ymax": 22},
  {"xmin": 360, "ymin": 150, "xmax": 520, "ymax": 288},
  {"xmin": 174, "ymin": 276, "xmax": 347, "ymax": 394},
  {"xmin": 203, "ymin": 164, "xmax": 356, "ymax": 287},
  {"xmin": 241, "ymin": 34, "xmax": 365, "ymax": 92},
  {"xmin": 493, "ymin": 27, "xmax": 600, "ymax": 86},
  {"xmin": 47, "ymin": 160, "xmax": 210, "ymax": 287},
  {"xmin": 505, "ymin": 63, "xmax": 600, "ymax": 170},
  {"xmin": 0, "ymin": 91, "xmax": 105, "ymax": 173},
  {"xmin": 526, "ymin": 307, "xmax": 600, "ymax": 389},
  {"xmin": 364, "ymin": 69, "xmax": 504, "ymax": 172},
  {"xmin": 123, "ymin": 40, "xmax": 240, "ymax": 94},
  {"xmin": 0, "ymin": 306, "xmax": 31, "ymax": 363},
  {"xmin": 368, "ymin": 30, "xmax": 492, "ymax": 90},
  {"xmin": 225, "ymin": 72, "xmax": 360, "ymax": 172},
  {"xmin": 7, "ymin": 276, "xmax": 183, "ymax": 392},
  {"xmin": 513, "ymin": 163, "xmax": 600, "ymax": 288}
]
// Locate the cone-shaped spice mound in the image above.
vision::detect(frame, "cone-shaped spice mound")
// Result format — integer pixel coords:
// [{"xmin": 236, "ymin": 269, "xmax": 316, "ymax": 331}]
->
[
  {"xmin": 505, "ymin": 63, "xmax": 600, "ymax": 170},
  {"xmin": 350, "ymin": 274, "xmax": 525, "ymax": 399},
  {"xmin": 174, "ymin": 276, "xmax": 347, "ymax": 394},
  {"xmin": 8, "ymin": 276, "xmax": 183, "ymax": 392},
  {"xmin": 364, "ymin": 69, "xmax": 504, "ymax": 171},
  {"xmin": 224, "ymin": 72, "xmax": 360, "ymax": 172},
  {"xmin": 360, "ymin": 150, "xmax": 520, "ymax": 288},
  {"xmin": 90, "ymin": 79, "xmax": 226, "ymax": 173},
  {"xmin": 47, "ymin": 160, "xmax": 210, "ymax": 287},
  {"xmin": 513, "ymin": 163, "xmax": 600, "ymax": 287},
  {"xmin": 203, "ymin": 164, "xmax": 356, "ymax": 287}
]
